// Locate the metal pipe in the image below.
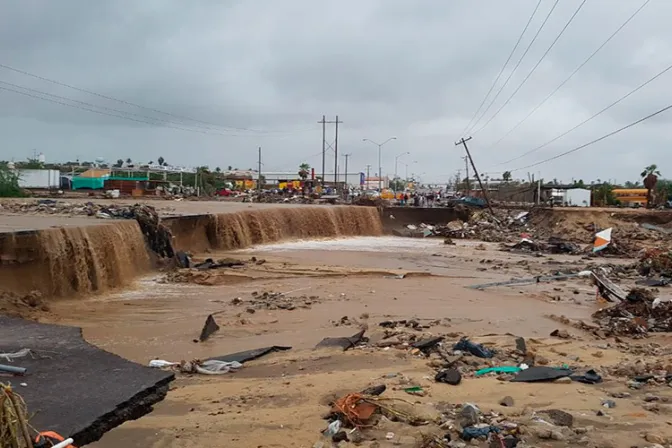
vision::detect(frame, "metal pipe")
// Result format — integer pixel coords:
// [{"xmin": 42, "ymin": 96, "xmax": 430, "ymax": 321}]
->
[{"xmin": 0, "ymin": 363, "xmax": 26, "ymax": 375}]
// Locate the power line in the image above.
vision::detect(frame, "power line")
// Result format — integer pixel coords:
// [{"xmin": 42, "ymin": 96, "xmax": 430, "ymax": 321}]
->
[
  {"xmin": 472, "ymin": 0, "xmax": 588, "ymax": 136},
  {"xmin": 0, "ymin": 85, "xmax": 237, "ymax": 135},
  {"xmin": 509, "ymin": 102, "xmax": 672, "ymax": 173},
  {"xmin": 0, "ymin": 62, "xmax": 313, "ymax": 134},
  {"xmin": 0, "ymin": 79, "xmax": 235, "ymax": 135},
  {"xmin": 493, "ymin": 60, "xmax": 672, "ymax": 167},
  {"xmin": 465, "ymin": 0, "xmax": 561, "ymax": 135},
  {"xmin": 460, "ymin": 0, "xmax": 543, "ymax": 136},
  {"xmin": 483, "ymin": 0, "xmax": 650, "ymax": 150}
]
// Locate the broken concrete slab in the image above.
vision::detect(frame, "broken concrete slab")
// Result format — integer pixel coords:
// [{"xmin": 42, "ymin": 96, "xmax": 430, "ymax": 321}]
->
[{"xmin": 0, "ymin": 316, "xmax": 174, "ymax": 446}]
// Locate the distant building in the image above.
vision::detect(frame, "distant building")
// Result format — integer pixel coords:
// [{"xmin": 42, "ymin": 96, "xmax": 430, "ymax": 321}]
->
[{"xmin": 72, "ymin": 169, "xmax": 111, "ymax": 190}]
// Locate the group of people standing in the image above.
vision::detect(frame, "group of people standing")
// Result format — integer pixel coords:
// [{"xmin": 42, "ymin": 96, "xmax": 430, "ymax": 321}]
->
[{"xmin": 398, "ymin": 190, "xmax": 442, "ymax": 207}]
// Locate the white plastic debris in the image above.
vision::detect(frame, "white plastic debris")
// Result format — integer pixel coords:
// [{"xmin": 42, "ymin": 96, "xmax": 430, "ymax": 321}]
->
[
  {"xmin": 323, "ymin": 420, "xmax": 342, "ymax": 437},
  {"xmin": 0, "ymin": 348, "xmax": 30, "ymax": 362},
  {"xmin": 149, "ymin": 359, "xmax": 179, "ymax": 368},
  {"xmin": 194, "ymin": 360, "xmax": 243, "ymax": 375}
]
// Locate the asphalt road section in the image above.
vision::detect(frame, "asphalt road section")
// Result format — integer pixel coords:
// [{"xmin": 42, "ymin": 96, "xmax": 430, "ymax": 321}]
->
[{"xmin": 0, "ymin": 317, "xmax": 174, "ymax": 446}]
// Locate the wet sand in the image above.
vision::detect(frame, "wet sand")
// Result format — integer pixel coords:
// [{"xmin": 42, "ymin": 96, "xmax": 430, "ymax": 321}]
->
[{"xmin": 34, "ymin": 236, "xmax": 672, "ymax": 447}]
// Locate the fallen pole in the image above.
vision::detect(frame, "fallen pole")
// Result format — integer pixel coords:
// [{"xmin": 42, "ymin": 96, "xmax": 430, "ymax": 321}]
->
[{"xmin": 468, "ymin": 271, "xmax": 592, "ymax": 290}]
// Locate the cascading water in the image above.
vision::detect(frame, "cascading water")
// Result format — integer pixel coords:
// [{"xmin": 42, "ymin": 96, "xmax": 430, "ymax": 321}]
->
[{"xmin": 0, "ymin": 206, "xmax": 384, "ymax": 299}]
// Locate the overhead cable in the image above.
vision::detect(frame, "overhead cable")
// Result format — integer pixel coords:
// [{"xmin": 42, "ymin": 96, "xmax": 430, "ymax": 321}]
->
[
  {"xmin": 0, "ymin": 62, "xmax": 313, "ymax": 134},
  {"xmin": 509, "ymin": 102, "xmax": 672, "ymax": 172},
  {"xmin": 483, "ymin": 0, "xmax": 650, "ymax": 148},
  {"xmin": 472, "ymin": 0, "xmax": 588, "ymax": 136},
  {"xmin": 460, "ymin": 0, "xmax": 543, "ymax": 136},
  {"xmin": 465, "ymin": 0, "xmax": 561, "ymax": 135},
  {"xmin": 493, "ymin": 60, "xmax": 672, "ymax": 167}
]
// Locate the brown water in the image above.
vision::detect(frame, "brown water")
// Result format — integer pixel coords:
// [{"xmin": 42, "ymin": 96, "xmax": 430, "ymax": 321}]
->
[
  {"xmin": 0, "ymin": 221, "xmax": 151, "ymax": 297},
  {"xmin": 0, "ymin": 206, "xmax": 383, "ymax": 299}
]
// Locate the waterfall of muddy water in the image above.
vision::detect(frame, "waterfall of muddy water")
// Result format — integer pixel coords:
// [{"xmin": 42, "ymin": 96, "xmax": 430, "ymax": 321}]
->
[
  {"xmin": 166, "ymin": 206, "xmax": 384, "ymax": 252},
  {"xmin": 0, "ymin": 221, "xmax": 151, "ymax": 297},
  {"xmin": 208, "ymin": 206, "xmax": 383, "ymax": 250}
]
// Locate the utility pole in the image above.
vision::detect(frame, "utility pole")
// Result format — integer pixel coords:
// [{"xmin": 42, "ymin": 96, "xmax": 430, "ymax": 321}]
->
[
  {"xmin": 342, "ymin": 153, "xmax": 351, "ymax": 187},
  {"xmin": 318, "ymin": 115, "xmax": 342, "ymax": 184},
  {"xmin": 455, "ymin": 137, "xmax": 494, "ymax": 215},
  {"xmin": 319, "ymin": 115, "xmax": 326, "ymax": 183},
  {"xmin": 333, "ymin": 115, "xmax": 342, "ymax": 183},
  {"xmin": 257, "ymin": 146, "xmax": 262, "ymax": 191},
  {"xmin": 366, "ymin": 164, "xmax": 371, "ymax": 189},
  {"xmin": 463, "ymin": 156, "xmax": 470, "ymax": 195}
]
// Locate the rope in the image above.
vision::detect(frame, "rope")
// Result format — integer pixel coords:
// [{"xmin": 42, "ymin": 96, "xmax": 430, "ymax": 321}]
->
[{"xmin": 0, "ymin": 383, "xmax": 32, "ymax": 448}]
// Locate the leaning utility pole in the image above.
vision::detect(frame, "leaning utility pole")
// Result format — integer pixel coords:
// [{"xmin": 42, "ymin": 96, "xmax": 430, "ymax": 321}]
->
[
  {"xmin": 257, "ymin": 146, "xmax": 262, "ymax": 191},
  {"xmin": 333, "ymin": 115, "xmax": 342, "ymax": 183},
  {"xmin": 455, "ymin": 137, "xmax": 494, "ymax": 215}
]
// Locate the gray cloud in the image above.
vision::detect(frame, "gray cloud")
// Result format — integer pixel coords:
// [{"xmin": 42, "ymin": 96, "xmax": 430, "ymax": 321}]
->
[{"xmin": 0, "ymin": 0, "xmax": 670, "ymax": 184}]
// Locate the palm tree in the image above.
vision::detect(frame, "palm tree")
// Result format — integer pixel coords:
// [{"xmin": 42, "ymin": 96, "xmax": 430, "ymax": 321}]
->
[
  {"xmin": 298, "ymin": 162, "xmax": 310, "ymax": 180},
  {"xmin": 641, "ymin": 164, "xmax": 661, "ymax": 208}
]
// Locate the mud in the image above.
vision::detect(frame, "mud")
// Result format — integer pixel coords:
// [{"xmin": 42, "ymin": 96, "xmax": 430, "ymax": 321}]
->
[
  {"xmin": 5, "ymin": 203, "xmax": 672, "ymax": 446},
  {"xmin": 35, "ymin": 237, "xmax": 668, "ymax": 448}
]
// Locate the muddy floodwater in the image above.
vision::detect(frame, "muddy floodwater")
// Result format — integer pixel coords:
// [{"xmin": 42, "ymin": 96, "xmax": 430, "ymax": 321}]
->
[{"xmin": 35, "ymin": 235, "xmax": 654, "ymax": 448}]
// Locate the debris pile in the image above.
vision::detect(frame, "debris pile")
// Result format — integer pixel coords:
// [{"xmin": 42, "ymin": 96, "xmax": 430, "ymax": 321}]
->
[
  {"xmin": 0, "ymin": 290, "xmax": 50, "ymax": 319},
  {"xmin": 638, "ymin": 248, "xmax": 672, "ymax": 277},
  {"xmin": 0, "ymin": 199, "xmax": 176, "ymax": 218},
  {"xmin": 592, "ymin": 287, "xmax": 672, "ymax": 336},
  {"xmin": 244, "ymin": 291, "xmax": 320, "ymax": 311}
]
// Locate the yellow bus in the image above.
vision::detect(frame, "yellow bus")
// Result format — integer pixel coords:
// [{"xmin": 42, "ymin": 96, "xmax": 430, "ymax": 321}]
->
[{"xmin": 612, "ymin": 188, "xmax": 647, "ymax": 207}]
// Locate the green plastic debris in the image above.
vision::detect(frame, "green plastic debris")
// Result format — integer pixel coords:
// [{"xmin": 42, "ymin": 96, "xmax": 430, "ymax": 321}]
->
[{"xmin": 475, "ymin": 366, "xmax": 522, "ymax": 376}]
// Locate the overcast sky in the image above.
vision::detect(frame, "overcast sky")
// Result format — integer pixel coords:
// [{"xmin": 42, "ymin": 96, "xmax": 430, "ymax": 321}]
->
[{"xmin": 1, "ymin": 0, "xmax": 670, "ymax": 184}]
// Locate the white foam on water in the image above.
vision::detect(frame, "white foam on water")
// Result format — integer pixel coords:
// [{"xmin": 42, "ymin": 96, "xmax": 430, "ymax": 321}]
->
[{"xmin": 241, "ymin": 236, "xmax": 445, "ymax": 253}]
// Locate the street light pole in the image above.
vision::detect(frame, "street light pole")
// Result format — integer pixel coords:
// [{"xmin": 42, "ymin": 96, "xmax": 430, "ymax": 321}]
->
[
  {"xmin": 394, "ymin": 151, "xmax": 410, "ymax": 193},
  {"xmin": 363, "ymin": 137, "xmax": 396, "ymax": 191}
]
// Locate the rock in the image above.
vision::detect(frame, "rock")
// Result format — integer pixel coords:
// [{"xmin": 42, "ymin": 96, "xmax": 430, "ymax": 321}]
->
[
  {"xmin": 550, "ymin": 329, "xmax": 570, "ymax": 339},
  {"xmin": 542, "ymin": 409, "xmax": 573, "ymax": 427},
  {"xmin": 554, "ymin": 376, "xmax": 573, "ymax": 384},
  {"xmin": 536, "ymin": 355, "xmax": 549, "ymax": 365},
  {"xmin": 601, "ymin": 399, "xmax": 616, "ymax": 408},
  {"xmin": 610, "ymin": 391, "xmax": 630, "ymax": 398},
  {"xmin": 592, "ymin": 351, "xmax": 604, "ymax": 358},
  {"xmin": 643, "ymin": 402, "xmax": 660, "ymax": 412},
  {"xmin": 645, "ymin": 433, "xmax": 666, "ymax": 444},
  {"xmin": 550, "ymin": 430, "xmax": 565, "ymax": 441},
  {"xmin": 628, "ymin": 380, "xmax": 645, "ymax": 390},
  {"xmin": 349, "ymin": 429, "xmax": 363, "ymax": 444},
  {"xmin": 499, "ymin": 396, "xmax": 514, "ymax": 407},
  {"xmin": 645, "ymin": 393, "xmax": 661, "ymax": 402},
  {"xmin": 534, "ymin": 428, "xmax": 553, "ymax": 440},
  {"xmin": 459, "ymin": 404, "xmax": 479, "ymax": 428}
]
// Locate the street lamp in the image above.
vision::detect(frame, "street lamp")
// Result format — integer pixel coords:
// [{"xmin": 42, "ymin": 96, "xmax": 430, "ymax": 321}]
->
[
  {"xmin": 401, "ymin": 161, "xmax": 417, "ymax": 183},
  {"xmin": 393, "ymin": 152, "xmax": 410, "ymax": 194},
  {"xmin": 363, "ymin": 137, "xmax": 396, "ymax": 190}
]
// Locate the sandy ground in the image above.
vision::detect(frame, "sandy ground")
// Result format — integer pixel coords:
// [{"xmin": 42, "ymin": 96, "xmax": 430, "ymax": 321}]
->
[{"xmin": 32, "ymin": 236, "xmax": 672, "ymax": 448}]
